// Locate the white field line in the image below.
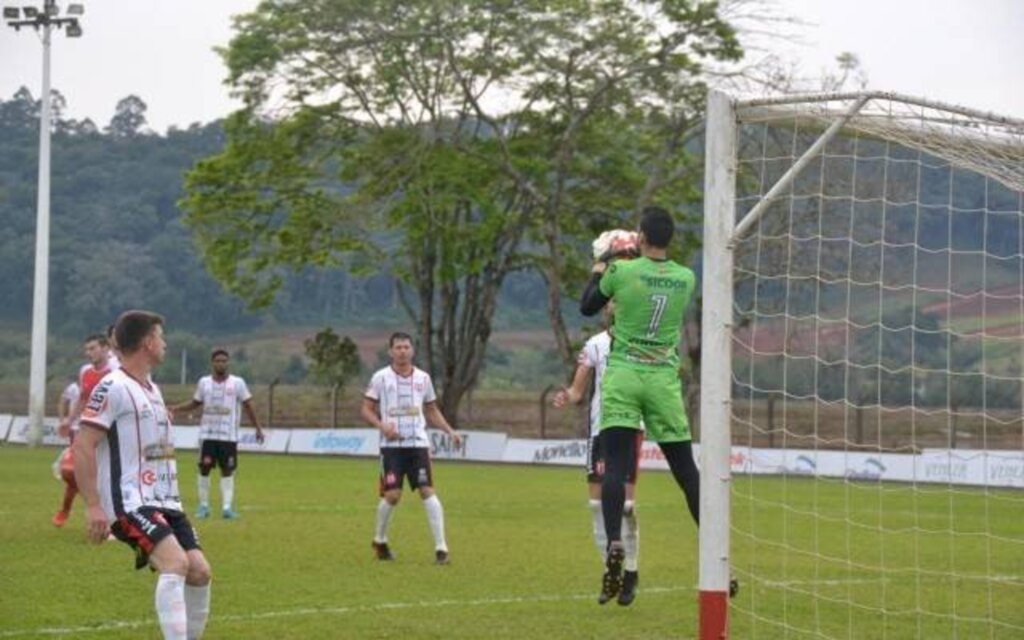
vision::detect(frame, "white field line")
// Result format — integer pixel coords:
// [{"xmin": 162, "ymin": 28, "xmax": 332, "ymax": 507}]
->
[{"xmin": 2, "ymin": 586, "xmax": 696, "ymax": 638}]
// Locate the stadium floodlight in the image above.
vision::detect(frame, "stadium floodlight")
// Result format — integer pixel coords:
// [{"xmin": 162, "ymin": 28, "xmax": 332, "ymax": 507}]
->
[
  {"xmin": 4, "ymin": 0, "xmax": 85, "ymax": 445},
  {"xmin": 66, "ymin": 2, "xmax": 81, "ymax": 14}
]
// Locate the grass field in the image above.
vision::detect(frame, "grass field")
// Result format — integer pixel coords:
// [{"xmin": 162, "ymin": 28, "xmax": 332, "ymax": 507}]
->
[{"xmin": 1, "ymin": 446, "xmax": 1021, "ymax": 639}]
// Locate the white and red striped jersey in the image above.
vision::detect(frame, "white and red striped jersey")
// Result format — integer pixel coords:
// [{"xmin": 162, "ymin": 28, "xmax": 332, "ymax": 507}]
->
[
  {"xmin": 193, "ymin": 375, "xmax": 252, "ymax": 443},
  {"xmin": 577, "ymin": 331, "xmax": 611, "ymax": 437},
  {"xmin": 364, "ymin": 366, "xmax": 437, "ymax": 449},
  {"xmin": 80, "ymin": 369, "xmax": 181, "ymax": 521}
]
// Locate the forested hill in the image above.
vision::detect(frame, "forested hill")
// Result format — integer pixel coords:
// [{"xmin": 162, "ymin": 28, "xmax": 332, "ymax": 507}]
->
[{"xmin": 1, "ymin": 88, "xmax": 546, "ymax": 338}]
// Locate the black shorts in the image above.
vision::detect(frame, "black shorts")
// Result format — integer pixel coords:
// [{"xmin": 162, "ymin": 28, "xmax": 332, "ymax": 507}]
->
[
  {"xmin": 379, "ymin": 447, "xmax": 433, "ymax": 494},
  {"xmin": 199, "ymin": 439, "xmax": 238, "ymax": 474},
  {"xmin": 111, "ymin": 506, "xmax": 201, "ymax": 570},
  {"xmin": 587, "ymin": 430, "xmax": 640, "ymax": 484},
  {"xmin": 586, "ymin": 432, "xmax": 606, "ymax": 483}
]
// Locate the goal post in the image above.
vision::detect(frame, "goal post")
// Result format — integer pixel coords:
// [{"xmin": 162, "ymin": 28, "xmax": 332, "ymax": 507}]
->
[{"xmin": 699, "ymin": 89, "xmax": 1024, "ymax": 639}]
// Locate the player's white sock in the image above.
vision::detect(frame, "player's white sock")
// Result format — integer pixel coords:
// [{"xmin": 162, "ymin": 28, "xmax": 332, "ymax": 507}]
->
[
  {"xmin": 220, "ymin": 476, "xmax": 234, "ymax": 511},
  {"xmin": 588, "ymin": 499, "xmax": 608, "ymax": 560},
  {"xmin": 374, "ymin": 498, "xmax": 395, "ymax": 543},
  {"xmin": 197, "ymin": 476, "xmax": 210, "ymax": 508},
  {"xmin": 423, "ymin": 494, "xmax": 448, "ymax": 552},
  {"xmin": 184, "ymin": 582, "xmax": 211, "ymax": 640},
  {"xmin": 623, "ymin": 500, "xmax": 639, "ymax": 572},
  {"xmin": 155, "ymin": 573, "xmax": 187, "ymax": 640}
]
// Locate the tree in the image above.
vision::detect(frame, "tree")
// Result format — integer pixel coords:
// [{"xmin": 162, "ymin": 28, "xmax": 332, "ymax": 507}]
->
[
  {"xmin": 304, "ymin": 327, "xmax": 362, "ymax": 390},
  {"xmin": 107, "ymin": 94, "xmax": 148, "ymax": 137},
  {"xmin": 183, "ymin": 0, "xmax": 742, "ymax": 419}
]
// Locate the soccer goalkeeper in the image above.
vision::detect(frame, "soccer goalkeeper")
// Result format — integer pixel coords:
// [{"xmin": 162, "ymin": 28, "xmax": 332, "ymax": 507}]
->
[{"xmin": 579, "ymin": 206, "xmax": 702, "ymax": 605}]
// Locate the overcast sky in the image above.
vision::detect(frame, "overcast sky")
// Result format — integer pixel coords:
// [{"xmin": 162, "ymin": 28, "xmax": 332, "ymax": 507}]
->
[{"xmin": 1, "ymin": 0, "xmax": 1021, "ymax": 133}]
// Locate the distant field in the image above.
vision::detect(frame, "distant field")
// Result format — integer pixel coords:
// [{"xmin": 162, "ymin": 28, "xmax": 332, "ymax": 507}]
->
[{"xmin": 2, "ymin": 446, "xmax": 1021, "ymax": 639}]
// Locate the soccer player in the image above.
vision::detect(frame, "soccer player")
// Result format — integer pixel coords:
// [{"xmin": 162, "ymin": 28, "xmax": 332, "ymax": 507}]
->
[
  {"xmin": 73, "ymin": 310, "xmax": 212, "ymax": 640},
  {"xmin": 172, "ymin": 348, "xmax": 264, "ymax": 520},
  {"xmin": 579, "ymin": 206, "xmax": 703, "ymax": 604},
  {"xmin": 361, "ymin": 332, "xmax": 462, "ymax": 565},
  {"xmin": 552, "ymin": 302, "xmax": 642, "ymax": 606},
  {"xmin": 51, "ymin": 378, "xmax": 80, "ymax": 527},
  {"xmin": 52, "ymin": 333, "xmax": 117, "ymax": 527}
]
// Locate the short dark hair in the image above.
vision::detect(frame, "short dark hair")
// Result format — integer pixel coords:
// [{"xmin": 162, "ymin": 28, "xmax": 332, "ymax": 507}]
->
[
  {"xmin": 113, "ymin": 310, "xmax": 165, "ymax": 355},
  {"xmin": 639, "ymin": 206, "xmax": 675, "ymax": 249},
  {"xmin": 389, "ymin": 332, "xmax": 414, "ymax": 348},
  {"xmin": 210, "ymin": 348, "xmax": 230, "ymax": 360},
  {"xmin": 84, "ymin": 333, "xmax": 109, "ymax": 347}
]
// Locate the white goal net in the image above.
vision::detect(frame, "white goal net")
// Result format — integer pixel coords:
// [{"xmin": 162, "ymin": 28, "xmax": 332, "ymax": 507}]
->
[{"xmin": 699, "ymin": 91, "xmax": 1024, "ymax": 639}]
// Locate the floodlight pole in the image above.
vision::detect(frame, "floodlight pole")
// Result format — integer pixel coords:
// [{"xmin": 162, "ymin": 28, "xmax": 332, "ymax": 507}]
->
[
  {"xmin": 26, "ymin": 11, "xmax": 53, "ymax": 446},
  {"xmin": 4, "ymin": 0, "xmax": 83, "ymax": 445}
]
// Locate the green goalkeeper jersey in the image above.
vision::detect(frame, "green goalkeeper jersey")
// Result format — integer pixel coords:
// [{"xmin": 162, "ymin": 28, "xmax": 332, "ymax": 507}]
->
[{"xmin": 598, "ymin": 256, "xmax": 696, "ymax": 369}]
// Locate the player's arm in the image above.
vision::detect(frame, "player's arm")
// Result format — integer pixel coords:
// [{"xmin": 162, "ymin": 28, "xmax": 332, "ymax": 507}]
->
[
  {"xmin": 72, "ymin": 424, "xmax": 109, "ymax": 544},
  {"xmin": 553, "ymin": 364, "xmax": 594, "ymax": 408},
  {"xmin": 579, "ymin": 268, "xmax": 611, "ymax": 316},
  {"xmin": 171, "ymin": 398, "xmax": 203, "ymax": 413},
  {"xmin": 361, "ymin": 396, "xmax": 398, "ymax": 441},
  {"xmin": 423, "ymin": 402, "xmax": 462, "ymax": 447},
  {"xmin": 241, "ymin": 398, "xmax": 265, "ymax": 444},
  {"xmin": 57, "ymin": 395, "xmax": 75, "ymax": 437}
]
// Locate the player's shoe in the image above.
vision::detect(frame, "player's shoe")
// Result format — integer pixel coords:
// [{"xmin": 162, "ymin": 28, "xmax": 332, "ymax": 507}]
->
[
  {"xmin": 730, "ymin": 577, "xmax": 740, "ymax": 599},
  {"xmin": 434, "ymin": 550, "xmax": 450, "ymax": 565},
  {"xmin": 617, "ymin": 570, "xmax": 639, "ymax": 606},
  {"xmin": 598, "ymin": 544, "xmax": 625, "ymax": 605},
  {"xmin": 195, "ymin": 505, "xmax": 211, "ymax": 519},
  {"xmin": 372, "ymin": 541, "xmax": 395, "ymax": 561},
  {"xmin": 52, "ymin": 511, "xmax": 69, "ymax": 528},
  {"xmin": 222, "ymin": 508, "xmax": 239, "ymax": 520}
]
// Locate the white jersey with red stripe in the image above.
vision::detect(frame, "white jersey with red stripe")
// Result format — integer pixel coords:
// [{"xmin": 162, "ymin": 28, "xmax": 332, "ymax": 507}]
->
[
  {"xmin": 578, "ymin": 331, "xmax": 611, "ymax": 437},
  {"xmin": 364, "ymin": 365, "xmax": 436, "ymax": 449},
  {"xmin": 80, "ymin": 368, "xmax": 182, "ymax": 522},
  {"xmin": 193, "ymin": 374, "xmax": 252, "ymax": 443}
]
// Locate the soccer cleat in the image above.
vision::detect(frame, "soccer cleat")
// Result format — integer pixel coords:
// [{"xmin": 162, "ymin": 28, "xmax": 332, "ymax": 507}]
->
[
  {"xmin": 729, "ymin": 577, "xmax": 740, "ymax": 599},
  {"xmin": 372, "ymin": 541, "xmax": 395, "ymax": 561},
  {"xmin": 434, "ymin": 550, "xmax": 450, "ymax": 565},
  {"xmin": 222, "ymin": 508, "xmax": 239, "ymax": 520},
  {"xmin": 598, "ymin": 544, "xmax": 625, "ymax": 605},
  {"xmin": 195, "ymin": 505, "xmax": 211, "ymax": 519},
  {"xmin": 52, "ymin": 511, "xmax": 69, "ymax": 528},
  {"xmin": 617, "ymin": 570, "xmax": 639, "ymax": 606}
]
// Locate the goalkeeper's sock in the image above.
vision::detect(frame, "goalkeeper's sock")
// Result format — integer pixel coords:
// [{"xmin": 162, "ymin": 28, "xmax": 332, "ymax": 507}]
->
[
  {"xmin": 184, "ymin": 582, "xmax": 211, "ymax": 640},
  {"xmin": 661, "ymin": 441, "xmax": 700, "ymax": 526},
  {"xmin": 197, "ymin": 475, "xmax": 210, "ymax": 508},
  {"xmin": 600, "ymin": 428, "xmax": 638, "ymax": 544},
  {"xmin": 220, "ymin": 476, "xmax": 234, "ymax": 512},
  {"xmin": 374, "ymin": 498, "xmax": 395, "ymax": 543},
  {"xmin": 423, "ymin": 494, "xmax": 448, "ymax": 552},
  {"xmin": 623, "ymin": 500, "xmax": 639, "ymax": 572},
  {"xmin": 155, "ymin": 573, "xmax": 187, "ymax": 640},
  {"xmin": 588, "ymin": 499, "xmax": 608, "ymax": 560}
]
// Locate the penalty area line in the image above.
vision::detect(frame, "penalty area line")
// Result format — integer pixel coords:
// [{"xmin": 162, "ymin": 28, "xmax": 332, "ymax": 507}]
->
[{"xmin": 0, "ymin": 586, "xmax": 693, "ymax": 637}]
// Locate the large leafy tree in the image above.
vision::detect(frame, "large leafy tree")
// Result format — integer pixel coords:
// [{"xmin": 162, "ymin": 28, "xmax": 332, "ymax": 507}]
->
[{"xmin": 182, "ymin": 0, "xmax": 741, "ymax": 419}]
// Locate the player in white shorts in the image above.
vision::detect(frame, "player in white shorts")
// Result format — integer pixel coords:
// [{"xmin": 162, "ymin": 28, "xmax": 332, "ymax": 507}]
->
[
  {"xmin": 74, "ymin": 310, "xmax": 212, "ymax": 640},
  {"xmin": 172, "ymin": 348, "xmax": 264, "ymax": 520},
  {"xmin": 553, "ymin": 302, "xmax": 642, "ymax": 606},
  {"xmin": 361, "ymin": 332, "xmax": 462, "ymax": 565}
]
